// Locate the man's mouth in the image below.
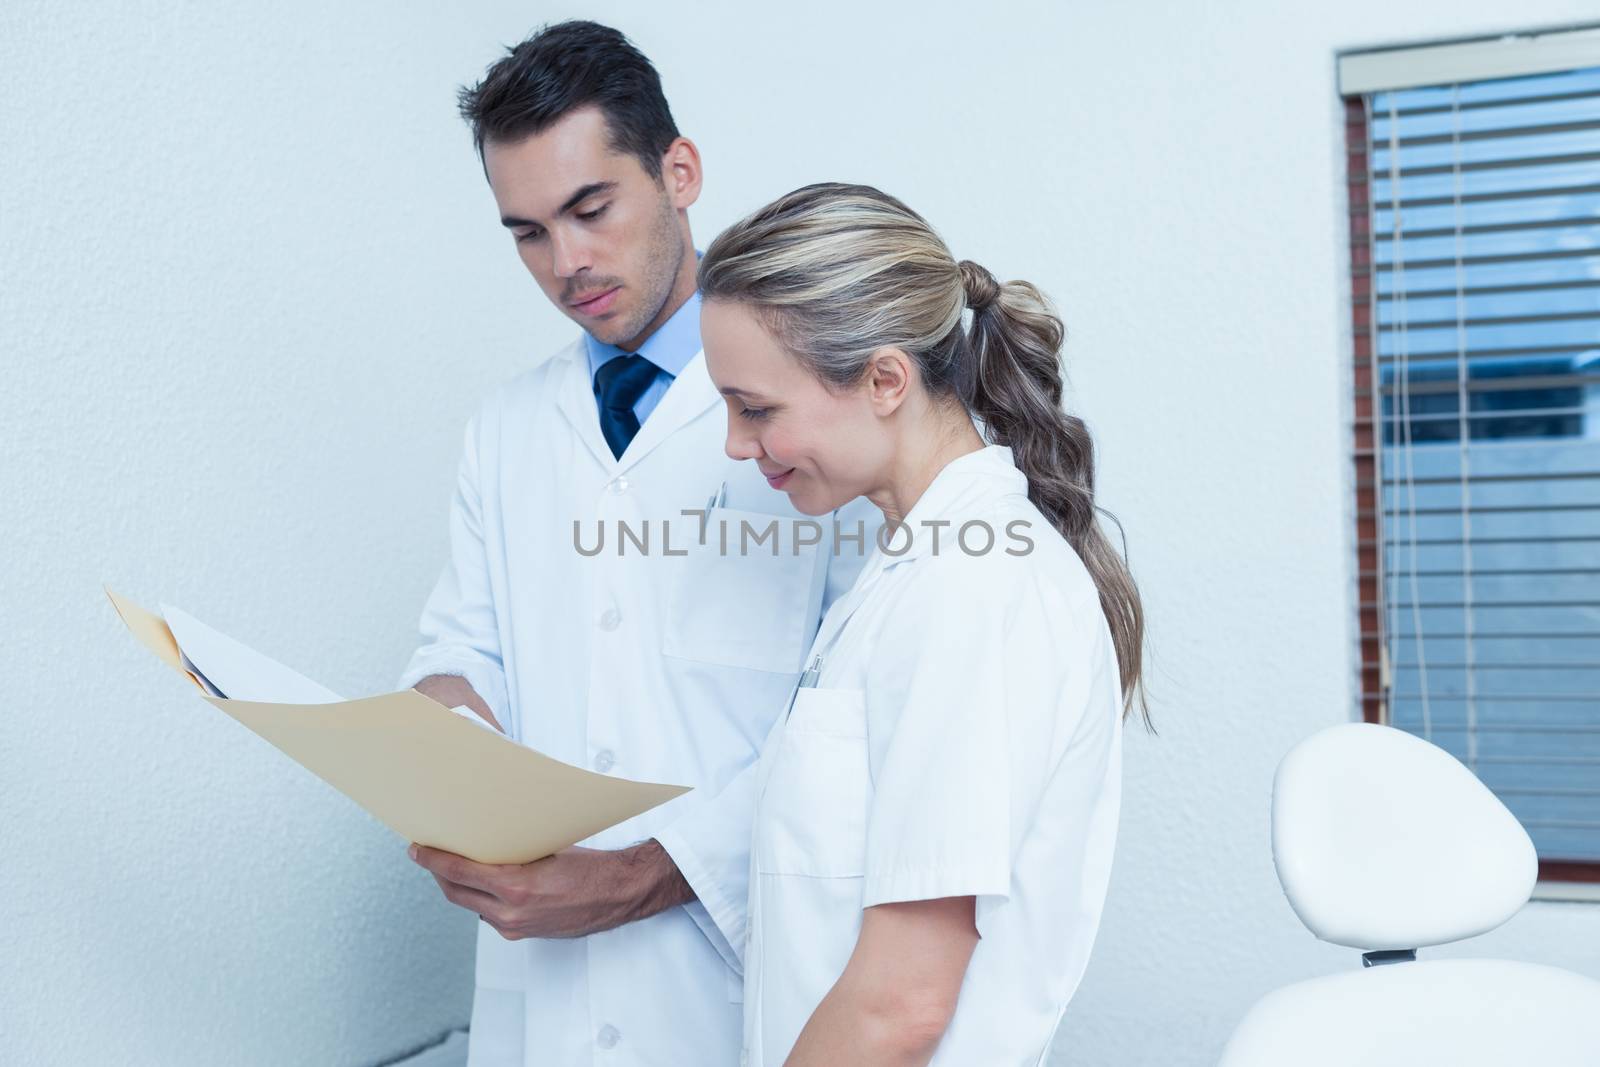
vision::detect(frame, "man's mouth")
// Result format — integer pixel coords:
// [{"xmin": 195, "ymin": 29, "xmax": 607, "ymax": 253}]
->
[{"xmin": 570, "ymin": 287, "xmax": 621, "ymax": 315}]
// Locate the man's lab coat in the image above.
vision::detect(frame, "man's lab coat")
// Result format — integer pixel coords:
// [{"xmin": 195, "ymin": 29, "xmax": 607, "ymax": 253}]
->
[{"xmin": 400, "ymin": 336, "xmax": 872, "ymax": 1066}]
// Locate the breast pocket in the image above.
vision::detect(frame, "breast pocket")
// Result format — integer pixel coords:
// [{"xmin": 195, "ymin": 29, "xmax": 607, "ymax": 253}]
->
[
  {"xmin": 757, "ymin": 687, "xmax": 870, "ymax": 878},
  {"xmin": 662, "ymin": 505, "xmax": 823, "ymax": 675}
]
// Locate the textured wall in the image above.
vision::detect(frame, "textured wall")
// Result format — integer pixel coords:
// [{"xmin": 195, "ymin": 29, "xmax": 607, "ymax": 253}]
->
[
  {"xmin": 5, "ymin": 2, "xmax": 1600, "ymax": 1065},
  {"xmin": 1, "ymin": 3, "xmax": 528, "ymax": 1064}
]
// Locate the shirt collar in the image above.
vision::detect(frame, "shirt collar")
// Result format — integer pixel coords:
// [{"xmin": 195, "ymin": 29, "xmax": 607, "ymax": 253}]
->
[{"xmin": 582, "ymin": 256, "xmax": 704, "ymax": 382}]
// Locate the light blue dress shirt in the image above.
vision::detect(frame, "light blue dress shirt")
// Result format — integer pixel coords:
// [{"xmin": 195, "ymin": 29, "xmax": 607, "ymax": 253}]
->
[{"xmin": 583, "ymin": 287, "xmax": 703, "ymax": 426}]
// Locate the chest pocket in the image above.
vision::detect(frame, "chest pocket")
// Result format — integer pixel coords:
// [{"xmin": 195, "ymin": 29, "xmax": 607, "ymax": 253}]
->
[
  {"xmin": 662, "ymin": 505, "xmax": 823, "ymax": 675},
  {"xmin": 756, "ymin": 687, "xmax": 870, "ymax": 878}
]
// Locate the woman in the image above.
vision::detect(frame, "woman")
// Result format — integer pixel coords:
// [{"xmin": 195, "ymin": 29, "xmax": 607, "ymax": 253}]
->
[{"xmin": 697, "ymin": 183, "xmax": 1148, "ymax": 1067}]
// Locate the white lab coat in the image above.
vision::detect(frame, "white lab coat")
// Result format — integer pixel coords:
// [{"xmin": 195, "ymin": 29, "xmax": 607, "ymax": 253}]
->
[
  {"xmin": 399, "ymin": 337, "xmax": 873, "ymax": 1067},
  {"xmin": 743, "ymin": 445, "xmax": 1124, "ymax": 1066}
]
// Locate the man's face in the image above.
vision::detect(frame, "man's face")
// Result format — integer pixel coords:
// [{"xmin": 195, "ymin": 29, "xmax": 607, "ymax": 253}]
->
[{"xmin": 484, "ymin": 106, "xmax": 687, "ymax": 349}]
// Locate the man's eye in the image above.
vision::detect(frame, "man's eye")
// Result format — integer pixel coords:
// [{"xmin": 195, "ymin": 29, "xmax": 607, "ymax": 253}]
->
[
  {"xmin": 739, "ymin": 407, "xmax": 770, "ymax": 421},
  {"xmin": 515, "ymin": 229, "xmax": 544, "ymax": 244},
  {"xmin": 578, "ymin": 204, "xmax": 609, "ymax": 222}
]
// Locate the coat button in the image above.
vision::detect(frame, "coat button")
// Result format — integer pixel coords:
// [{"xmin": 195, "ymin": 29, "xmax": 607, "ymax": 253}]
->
[
  {"xmin": 596, "ymin": 1023, "xmax": 621, "ymax": 1049},
  {"xmin": 593, "ymin": 749, "xmax": 615, "ymax": 774},
  {"xmin": 598, "ymin": 608, "xmax": 621, "ymax": 631},
  {"xmin": 609, "ymin": 476, "xmax": 631, "ymax": 495}
]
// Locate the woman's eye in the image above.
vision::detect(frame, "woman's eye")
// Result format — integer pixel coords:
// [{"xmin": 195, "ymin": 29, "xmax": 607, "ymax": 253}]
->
[{"xmin": 739, "ymin": 407, "xmax": 770, "ymax": 421}]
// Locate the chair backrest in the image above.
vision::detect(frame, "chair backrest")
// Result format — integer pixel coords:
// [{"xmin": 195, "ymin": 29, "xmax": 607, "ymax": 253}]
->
[
  {"xmin": 1272, "ymin": 722, "xmax": 1535, "ymax": 950},
  {"xmin": 1217, "ymin": 722, "xmax": 1600, "ymax": 1066}
]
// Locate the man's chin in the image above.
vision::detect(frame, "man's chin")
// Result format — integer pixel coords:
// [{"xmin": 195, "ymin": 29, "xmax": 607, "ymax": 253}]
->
[
  {"xmin": 576, "ymin": 317, "xmax": 629, "ymax": 345},
  {"xmin": 592, "ymin": 317, "xmax": 658, "ymax": 350}
]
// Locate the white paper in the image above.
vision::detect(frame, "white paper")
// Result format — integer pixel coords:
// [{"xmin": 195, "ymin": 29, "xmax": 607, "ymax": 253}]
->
[
  {"xmin": 161, "ymin": 602, "xmax": 343, "ymax": 705},
  {"xmin": 448, "ymin": 704, "xmax": 503, "ymax": 734}
]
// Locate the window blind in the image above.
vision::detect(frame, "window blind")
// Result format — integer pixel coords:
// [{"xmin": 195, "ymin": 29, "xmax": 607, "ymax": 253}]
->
[{"xmin": 1344, "ymin": 53, "xmax": 1600, "ymax": 880}]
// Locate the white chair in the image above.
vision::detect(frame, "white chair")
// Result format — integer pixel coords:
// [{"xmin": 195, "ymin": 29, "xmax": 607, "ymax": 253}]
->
[{"xmin": 1218, "ymin": 722, "xmax": 1600, "ymax": 1065}]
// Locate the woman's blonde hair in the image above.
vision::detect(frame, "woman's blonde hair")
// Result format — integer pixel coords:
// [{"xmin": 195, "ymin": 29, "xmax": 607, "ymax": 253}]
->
[{"xmin": 699, "ymin": 182, "xmax": 1150, "ymax": 728}]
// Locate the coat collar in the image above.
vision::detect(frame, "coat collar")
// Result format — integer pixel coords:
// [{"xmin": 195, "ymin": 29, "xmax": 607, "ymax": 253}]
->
[
  {"xmin": 802, "ymin": 447, "xmax": 1027, "ymax": 668},
  {"xmin": 877, "ymin": 444, "xmax": 1029, "ymax": 570},
  {"xmin": 553, "ymin": 338, "xmax": 721, "ymax": 473}
]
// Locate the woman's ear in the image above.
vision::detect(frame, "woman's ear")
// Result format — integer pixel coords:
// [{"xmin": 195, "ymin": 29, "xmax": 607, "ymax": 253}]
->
[{"xmin": 865, "ymin": 347, "xmax": 914, "ymax": 416}]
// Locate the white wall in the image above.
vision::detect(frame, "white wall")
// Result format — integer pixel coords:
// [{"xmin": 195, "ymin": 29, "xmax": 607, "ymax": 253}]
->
[{"xmin": 4, "ymin": 1, "xmax": 1599, "ymax": 1064}]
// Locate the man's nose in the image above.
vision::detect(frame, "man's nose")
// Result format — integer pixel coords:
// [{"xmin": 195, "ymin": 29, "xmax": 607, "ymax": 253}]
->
[{"xmin": 549, "ymin": 230, "xmax": 589, "ymax": 279}]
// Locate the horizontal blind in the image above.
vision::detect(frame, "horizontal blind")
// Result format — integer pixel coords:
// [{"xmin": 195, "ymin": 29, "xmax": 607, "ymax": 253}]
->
[{"xmin": 1348, "ymin": 62, "xmax": 1600, "ymax": 876}]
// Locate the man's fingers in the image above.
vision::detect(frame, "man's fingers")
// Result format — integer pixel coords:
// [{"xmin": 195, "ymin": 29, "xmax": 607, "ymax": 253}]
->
[
  {"xmin": 430, "ymin": 872, "xmax": 504, "ymax": 922},
  {"xmin": 410, "ymin": 843, "xmax": 503, "ymax": 895}
]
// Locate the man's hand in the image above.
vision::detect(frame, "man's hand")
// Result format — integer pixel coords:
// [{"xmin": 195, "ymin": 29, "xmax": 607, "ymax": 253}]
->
[
  {"xmin": 407, "ymin": 839, "xmax": 695, "ymax": 940},
  {"xmin": 414, "ymin": 674, "xmax": 502, "ymax": 732}
]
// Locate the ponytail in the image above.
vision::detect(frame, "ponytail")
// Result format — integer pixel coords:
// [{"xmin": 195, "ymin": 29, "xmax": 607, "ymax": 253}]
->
[{"xmin": 959, "ymin": 261, "xmax": 1150, "ymax": 729}]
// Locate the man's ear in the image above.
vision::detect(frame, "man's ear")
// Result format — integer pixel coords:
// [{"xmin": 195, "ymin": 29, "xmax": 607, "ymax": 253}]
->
[
  {"xmin": 661, "ymin": 137, "xmax": 703, "ymax": 210},
  {"xmin": 866, "ymin": 347, "xmax": 914, "ymax": 417}
]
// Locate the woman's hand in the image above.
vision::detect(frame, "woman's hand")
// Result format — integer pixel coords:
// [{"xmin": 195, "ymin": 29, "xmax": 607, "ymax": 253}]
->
[{"xmin": 784, "ymin": 896, "xmax": 979, "ymax": 1066}]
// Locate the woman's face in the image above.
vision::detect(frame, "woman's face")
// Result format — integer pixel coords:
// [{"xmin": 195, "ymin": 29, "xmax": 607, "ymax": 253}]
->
[{"xmin": 701, "ymin": 299, "xmax": 892, "ymax": 516}]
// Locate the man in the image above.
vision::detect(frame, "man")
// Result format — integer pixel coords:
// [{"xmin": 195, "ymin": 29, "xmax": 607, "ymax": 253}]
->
[{"xmin": 399, "ymin": 21, "xmax": 871, "ymax": 1067}]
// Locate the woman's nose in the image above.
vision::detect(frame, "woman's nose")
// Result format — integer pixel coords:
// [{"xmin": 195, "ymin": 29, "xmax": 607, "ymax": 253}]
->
[{"xmin": 725, "ymin": 424, "xmax": 763, "ymax": 462}]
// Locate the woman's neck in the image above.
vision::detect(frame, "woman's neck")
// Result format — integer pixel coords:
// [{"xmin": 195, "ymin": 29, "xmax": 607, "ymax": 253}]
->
[{"xmin": 868, "ymin": 406, "xmax": 985, "ymax": 526}]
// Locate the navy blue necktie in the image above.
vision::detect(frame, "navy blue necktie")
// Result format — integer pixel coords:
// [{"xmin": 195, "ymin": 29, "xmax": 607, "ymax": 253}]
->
[{"xmin": 593, "ymin": 353, "xmax": 659, "ymax": 459}]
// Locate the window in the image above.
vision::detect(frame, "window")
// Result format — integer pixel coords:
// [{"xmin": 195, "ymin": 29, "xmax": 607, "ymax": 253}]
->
[{"xmin": 1342, "ymin": 27, "xmax": 1600, "ymax": 884}]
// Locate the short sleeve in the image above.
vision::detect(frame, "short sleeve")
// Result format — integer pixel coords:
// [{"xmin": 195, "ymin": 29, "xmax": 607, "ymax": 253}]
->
[{"xmin": 859, "ymin": 555, "xmax": 1017, "ymax": 918}]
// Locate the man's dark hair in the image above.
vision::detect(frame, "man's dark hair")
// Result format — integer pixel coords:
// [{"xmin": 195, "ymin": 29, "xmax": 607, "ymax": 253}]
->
[{"xmin": 458, "ymin": 20, "xmax": 680, "ymax": 180}]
